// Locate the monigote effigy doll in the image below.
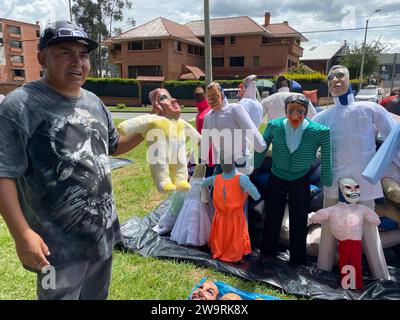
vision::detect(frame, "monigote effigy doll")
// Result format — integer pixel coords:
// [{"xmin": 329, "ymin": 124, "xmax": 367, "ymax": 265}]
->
[
  {"xmin": 202, "ymin": 159, "xmax": 261, "ymax": 263},
  {"xmin": 363, "ymin": 123, "xmax": 400, "ymax": 207},
  {"xmin": 312, "ymin": 65, "xmax": 394, "ymax": 279},
  {"xmin": 201, "ymin": 82, "xmax": 266, "ymax": 176},
  {"xmin": 254, "ymin": 94, "xmax": 332, "ymax": 265},
  {"xmin": 117, "ymin": 88, "xmax": 201, "ymax": 193},
  {"xmin": 239, "ymin": 74, "xmax": 263, "ymax": 129},
  {"xmin": 170, "ymin": 164, "xmax": 212, "ymax": 246},
  {"xmin": 311, "ymin": 178, "xmax": 381, "ymax": 289}
]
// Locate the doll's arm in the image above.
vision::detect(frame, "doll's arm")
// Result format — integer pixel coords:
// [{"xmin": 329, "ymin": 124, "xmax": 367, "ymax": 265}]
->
[
  {"xmin": 253, "ymin": 121, "xmax": 274, "ymax": 169},
  {"xmin": 117, "ymin": 115, "xmax": 154, "ymax": 136},
  {"xmin": 239, "ymin": 175, "xmax": 261, "ymax": 200},
  {"xmin": 233, "ymin": 104, "xmax": 266, "ymax": 153},
  {"xmin": 183, "ymin": 119, "xmax": 202, "ymax": 143},
  {"xmin": 310, "ymin": 207, "xmax": 331, "ymax": 224},
  {"xmin": 202, "ymin": 176, "xmax": 216, "ymax": 188},
  {"xmin": 363, "ymin": 206, "xmax": 381, "ymax": 226},
  {"xmin": 318, "ymin": 127, "xmax": 333, "ymax": 187}
]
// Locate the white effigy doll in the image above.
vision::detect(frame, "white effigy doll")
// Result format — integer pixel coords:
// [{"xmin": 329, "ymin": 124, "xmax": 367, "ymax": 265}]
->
[
  {"xmin": 311, "ymin": 178, "xmax": 384, "ymax": 289},
  {"xmin": 117, "ymin": 88, "xmax": 201, "ymax": 193}
]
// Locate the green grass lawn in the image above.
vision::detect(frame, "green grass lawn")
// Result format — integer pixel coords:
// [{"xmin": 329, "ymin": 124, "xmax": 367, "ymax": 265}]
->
[{"xmin": 0, "ymin": 119, "xmax": 295, "ymax": 300}]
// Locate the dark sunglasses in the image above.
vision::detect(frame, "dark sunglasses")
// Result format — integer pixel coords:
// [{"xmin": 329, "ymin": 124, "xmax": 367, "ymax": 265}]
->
[{"xmin": 284, "ymin": 95, "xmax": 309, "ymax": 108}]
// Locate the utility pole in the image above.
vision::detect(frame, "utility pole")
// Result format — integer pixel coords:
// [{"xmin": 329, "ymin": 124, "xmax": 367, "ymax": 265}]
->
[
  {"xmin": 359, "ymin": 9, "xmax": 381, "ymax": 91},
  {"xmin": 204, "ymin": 0, "xmax": 213, "ymax": 85},
  {"xmin": 390, "ymin": 53, "xmax": 398, "ymax": 94},
  {"xmin": 68, "ymin": 0, "xmax": 73, "ymax": 22}
]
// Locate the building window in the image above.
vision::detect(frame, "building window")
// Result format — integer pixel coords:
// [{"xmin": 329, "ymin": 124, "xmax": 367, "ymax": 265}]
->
[
  {"xmin": 128, "ymin": 65, "xmax": 163, "ymax": 78},
  {"xmin": 253, "ymin": 56, "xmax": 260, "ymax": 66},
  {"xmin": 8, "ymin": 25, "xmax": 21, "ymax": 35},
  {"xmin": 230, "ymin": 56, "xmax": 244, "ymax": 67},
  {"xmin": 262, "ymin": 36, "xmax": 271, "ymax": 44},
  {"xmin": 212, "ymin": 37, "xmax": 225, "ymax": 45},
  {"xmin": 0, "ymin": 38, "xmax": 3, "ymax": 46},
  {"xmin": 128, "ymin": 41, "xmax": 143, "ymax": 50},
  {"xmin": 230, "ymin": 36, "xmax": 236, "ymax": 45},
  {"xmin": 113, "ymin": 44, "xmax": 121, "ymax": 51},
  {"xmin": 11, "ymin": 55, "xmax": 24, "ymax": 63},
  {"xmin": 212, "ymin": 57, "xmax": 224, "ymax": 67},
  {"xmin": 174, "ymin": 40, "xmax": 182, "ymax": 52},
  {"xmin": 188, "ymin": 45, "xmax": 204, "ymax": 56},
  {"xmin": 12, "ymin": 69, "xmax": 25, "ymax": 78},
  {"xmin": 143, "ymin": 40, "xmax": 162, "ymax": 50},
  {"xmin": 36, "ymin": 30, "xmax": 40, "ymax": 38},
  {"xmin": 9, "ymin": 40, "xmax": 23, "ymax": 49}
]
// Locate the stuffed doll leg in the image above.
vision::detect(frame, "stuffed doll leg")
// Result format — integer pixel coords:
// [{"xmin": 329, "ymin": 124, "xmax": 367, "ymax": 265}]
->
[
  {"xmin": 317, "ymin": 196, "xmax": 338, "ymax": 271},
  {"xmin": 362, "ymin": 221, "xmax": 390, "ymax": 280},
  {"xmin": 150, "ymin": 163, "xmax": 176, "ymax": 192},
  {"xmin": 171, "ymin": 144, "xmax": 191, "ymax": 192},
  {"xmin": 317, "ymin": 222, "xmax": 337, "ymax": 271},
  {"xmin": 382, "ymin": 177, "xmax": 400, "ymax": 205}
]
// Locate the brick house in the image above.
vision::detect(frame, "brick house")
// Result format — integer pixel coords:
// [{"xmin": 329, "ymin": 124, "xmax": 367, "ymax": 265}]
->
[
  {"xmin": 106, "ymin": 12, "xmax": 307, "ymax": 80},
  {"xmin": 0, "ymin": 18, "xmax": 41, "ymax": 82}
]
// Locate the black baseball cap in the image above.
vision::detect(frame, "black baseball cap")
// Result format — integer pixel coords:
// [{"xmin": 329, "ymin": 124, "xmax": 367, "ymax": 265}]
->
[{"xmin": 39, "ymin": 21, "xmax": 98, "ymax": 52}]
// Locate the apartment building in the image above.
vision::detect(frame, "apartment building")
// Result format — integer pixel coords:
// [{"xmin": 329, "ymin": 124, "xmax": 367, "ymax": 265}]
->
[
  {"xmin": 106, "ymin": 12, "xmax": 307, "ymax": 80},
  {"xmin": 0, "ymin": 18, "xmax": 41, "ymax": 82}
]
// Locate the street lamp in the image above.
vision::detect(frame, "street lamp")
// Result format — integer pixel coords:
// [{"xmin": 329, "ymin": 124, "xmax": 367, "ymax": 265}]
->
[{"xmin": 359, "ymin": 9, "xmax": 381, "ymax": 91}]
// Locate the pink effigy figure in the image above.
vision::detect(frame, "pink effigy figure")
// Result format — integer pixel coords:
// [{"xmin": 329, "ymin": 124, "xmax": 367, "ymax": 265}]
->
[{"xmin": 311, "ymin": 178, "xmax": 381, "ymax": 289}]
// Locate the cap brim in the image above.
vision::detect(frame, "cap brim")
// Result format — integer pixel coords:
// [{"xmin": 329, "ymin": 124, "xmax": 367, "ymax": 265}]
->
[{"xmin": 44, "ymin": 36, "xmax": 98, "ymax": 52}]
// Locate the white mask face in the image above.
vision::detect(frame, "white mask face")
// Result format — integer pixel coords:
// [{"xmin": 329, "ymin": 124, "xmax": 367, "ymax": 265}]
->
[
  {"xmin": 339, "ymin": 178, "xmax": 360, "ymax": 204},
  {"xmin": 327, "ymin": 67, "xmax": 350, "ymax": 97}
]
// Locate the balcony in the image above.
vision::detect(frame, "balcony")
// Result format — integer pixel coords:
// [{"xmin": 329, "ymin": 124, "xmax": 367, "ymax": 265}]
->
[
  {"xmin": 289, "ymin": 43, "xmax": 303, "ymax": 57},
  {"xmin": 8, "ymin": 32, "xmax": 22, "ymax": 39}
]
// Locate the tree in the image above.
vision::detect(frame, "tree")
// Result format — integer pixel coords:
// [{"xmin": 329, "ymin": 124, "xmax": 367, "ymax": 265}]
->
[
  {"xmin": 72, "ymin": 0, "xmax": 133, "ymax": 77},
  {"xmin": 339, "ymin": 39, "xmax": 389, "ymax": 79}
]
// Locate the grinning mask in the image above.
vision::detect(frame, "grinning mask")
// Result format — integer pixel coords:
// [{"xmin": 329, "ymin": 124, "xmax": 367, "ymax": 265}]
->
[
  {"xmin": 206, "ymin": 82, "xmax": 224, "ymax": 110},
  {"xmin": 327, "ymin": 65, "xmax": 350, "ymax": 97},
  {"xmin": 339, "ymin": 177, "xmax": 360, "ymax": 204},
  {"xmin": 190, "ymin": 281, "xmax": 219, "ymax": 300}
]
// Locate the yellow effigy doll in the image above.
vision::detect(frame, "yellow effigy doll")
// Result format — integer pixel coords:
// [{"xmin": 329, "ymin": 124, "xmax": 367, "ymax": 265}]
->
[{"xmin": 117, "ymin": 88, "xmax": 201, "ymax": 193}]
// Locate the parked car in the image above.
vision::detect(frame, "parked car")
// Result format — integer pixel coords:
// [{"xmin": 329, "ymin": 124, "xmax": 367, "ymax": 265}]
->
[{"xmin": 355, "ymin": 85, "xmax": 385, "ymax": 103}]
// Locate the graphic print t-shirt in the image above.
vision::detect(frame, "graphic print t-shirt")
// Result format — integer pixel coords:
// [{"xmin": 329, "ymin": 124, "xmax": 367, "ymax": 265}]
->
[{"xmin": 0, "ymin": 80, "xmax": 121, "ymax": 266}]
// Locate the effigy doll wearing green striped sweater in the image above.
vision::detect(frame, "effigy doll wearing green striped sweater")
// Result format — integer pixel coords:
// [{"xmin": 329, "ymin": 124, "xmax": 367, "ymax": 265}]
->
[{"xmin": 254, "ymin": 94, "xmax": 332, "ymax": 265}]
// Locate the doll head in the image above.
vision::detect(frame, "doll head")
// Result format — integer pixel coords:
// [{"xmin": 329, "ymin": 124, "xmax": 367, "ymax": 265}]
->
[
  {"xmin": 339, "ymin": 177, "xmax": 360, "ymax": 204},
  {"xmin": 149, "ymin": 88, "xmax": 181, "ymax": 120},
  {"xmin": 327, "ymin": 65, "xmax": 350, "ymax": 97},
  {"xmin": 220, "ymin": 293, "xmax": 243, "ymax": 300},
  {"xmin": 194, "ymin": 86, "xmax": 206, "ymax": 102},
  {"xmin": 206, "ymin": 82, "xmax": 224, "ymax": 110},
  {"xmin": 284, "ymin": 95, "xmax": 309, "ymax": 128},
  {"xmin": 242, "ymin": 74, "xmax": 258, "ymax": 100},
  {"xmin": 190, "ymin": 281, "xmax": 219, "ymax": 300}
]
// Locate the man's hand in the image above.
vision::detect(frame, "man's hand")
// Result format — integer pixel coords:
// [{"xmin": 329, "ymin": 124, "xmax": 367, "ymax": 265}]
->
[{"xmin": 15, "ymin": 229, "xmax": 50, "ymax": 271}]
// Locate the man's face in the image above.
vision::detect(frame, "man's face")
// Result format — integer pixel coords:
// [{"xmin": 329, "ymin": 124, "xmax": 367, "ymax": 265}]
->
[
  {"xmin": 207, "ymin": 85, "xmax": 223, "ymax": 110},
  {"xmin": 286, "ymin": 103, "xmax": 306, "ymax": 128},
  {"xmin": 156, "ymin": 89, "xmax": 181, "ymax": 119},
  {"xmin": 237, "ymin": 84, "xmax": 244, "ymax": 98},
  {"xmin": 38, "ymin": 42, "xmax": 90, "ymax": 95},
  {"xmin": 327, "ymin": 67, "xmax": 350, "ymax": 97},
  {"xmin": 190, "ymin": 281, "xmax": 218, "ymax": 300}
]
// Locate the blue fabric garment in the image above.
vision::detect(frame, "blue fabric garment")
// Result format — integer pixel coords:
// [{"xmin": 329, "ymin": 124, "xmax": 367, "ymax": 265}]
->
[
  {"xmin": 362, "ymin": 124, "xmax": 400, "ymax": 184},
  {"xmin": 202, "ymin": 168, "xmax": 261, "ymax": 200},
  {"xmin": 338, "ymin": 84, "xmax": 354, "ymax": 105},
  {"xmin": 284, "ymin": 118, "xmax": 309, "ymax": 153}
]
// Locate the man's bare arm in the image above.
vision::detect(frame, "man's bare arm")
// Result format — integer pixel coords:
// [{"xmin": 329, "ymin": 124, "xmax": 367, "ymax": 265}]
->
[
  {"xmin": 112, "ymin": 133, "xmax": 144, "ymax": 156},
  {"xmin": 0, "ymin": 178, "xmax": 50, "ymax": 271}
]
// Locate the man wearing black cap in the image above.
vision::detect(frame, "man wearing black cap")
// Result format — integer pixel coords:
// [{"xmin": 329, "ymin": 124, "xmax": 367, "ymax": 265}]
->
[{"xmin": 0, "ymin": 21, "xmax": 143, "ymax": 300}]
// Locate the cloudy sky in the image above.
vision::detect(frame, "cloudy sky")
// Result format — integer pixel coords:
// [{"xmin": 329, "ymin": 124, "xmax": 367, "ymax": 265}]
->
[{"xmin": 2, "ymin": 0, "xmax": 400, "ymax": 52}]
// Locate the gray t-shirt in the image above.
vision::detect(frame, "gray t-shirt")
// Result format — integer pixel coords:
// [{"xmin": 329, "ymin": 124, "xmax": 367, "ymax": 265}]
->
[{"xmin": 0, "ymin": 80, "xmax": 121, "ymax": 267}]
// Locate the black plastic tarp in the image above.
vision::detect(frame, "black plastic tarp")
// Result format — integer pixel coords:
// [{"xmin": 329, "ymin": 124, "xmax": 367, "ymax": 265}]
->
[{"xmin": 119, "ymin": 199, "xmax": 400, "ymax": 300}]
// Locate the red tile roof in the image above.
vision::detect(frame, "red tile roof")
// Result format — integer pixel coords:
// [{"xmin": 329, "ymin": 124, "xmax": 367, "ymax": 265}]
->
[
  {"xmin": 112, "ymin": 17, "xmax": 203, "ymax": 46},
  {"xmin": 264, "ymin": 23, "xmax": 308, "ymax": 42},
  {"xmin": 186, "ymin": 16, "xmax": 272, "ymax": 37},
  {"xmin": 179, "ymin": 65, "xmax": 205, "ymax": 80}
]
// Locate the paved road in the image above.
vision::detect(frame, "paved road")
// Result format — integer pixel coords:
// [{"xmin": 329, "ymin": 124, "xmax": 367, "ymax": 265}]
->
[{"xmin": 111, "ymin": 112, "xmax": 197, "ymax": 122}]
